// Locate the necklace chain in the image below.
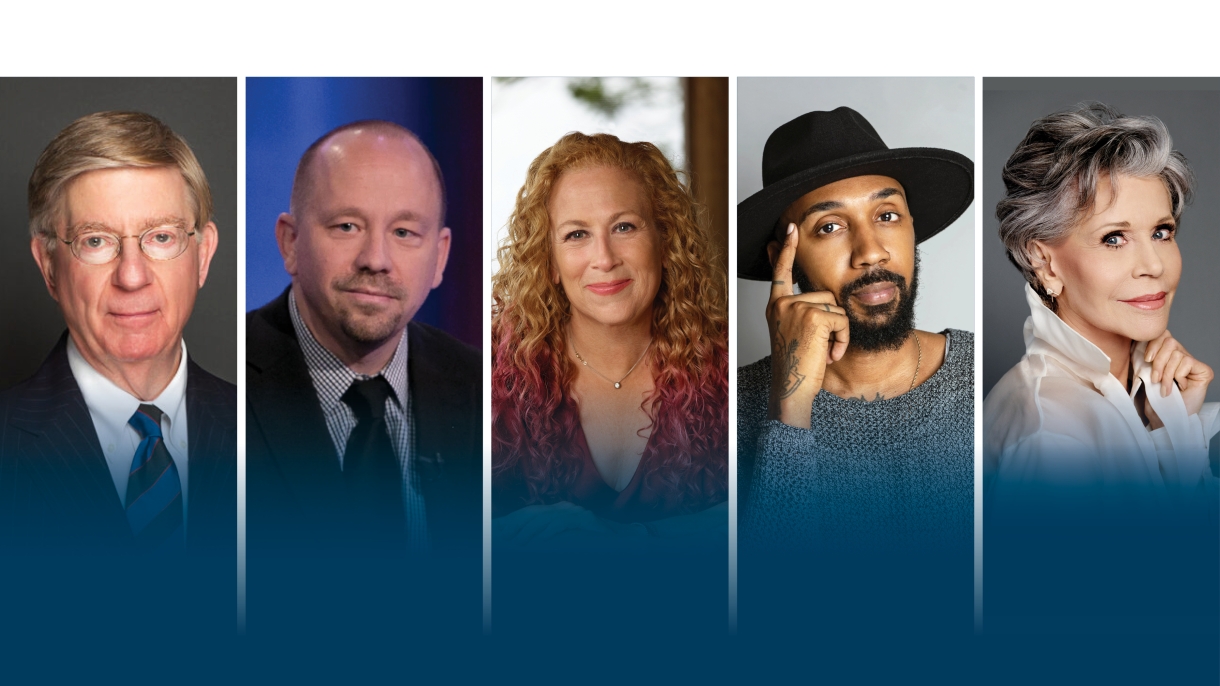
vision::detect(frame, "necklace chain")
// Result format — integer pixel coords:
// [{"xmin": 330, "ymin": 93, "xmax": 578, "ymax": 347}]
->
[
  {"xmin": 908, "ymin": 332, "xmax": 922, "ymax": 394},
  {"xmin": 572, "ymin": 337, "xmax": 651, "ymax": 390}
]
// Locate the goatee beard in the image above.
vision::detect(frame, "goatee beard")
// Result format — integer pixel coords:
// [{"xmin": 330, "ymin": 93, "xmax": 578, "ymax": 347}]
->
[{"xmin": 793, "ymin": 251, "xmax": 919, "ymax": 352}]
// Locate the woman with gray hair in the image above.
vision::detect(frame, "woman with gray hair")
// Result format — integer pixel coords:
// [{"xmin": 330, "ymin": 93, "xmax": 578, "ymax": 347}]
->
[{"xmin": 984, "ymin": 102, "xmax": 1217, "ymax": 507}]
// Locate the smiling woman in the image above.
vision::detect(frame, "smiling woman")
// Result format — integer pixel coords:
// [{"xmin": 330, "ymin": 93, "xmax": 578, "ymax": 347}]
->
[
  {"xmin": 491, "ymin": 132, "xmax": 728, "ymax": 544},
  {"xmin": 984, "ymin": 102, "xmax": 1218, "ymax": 508}
]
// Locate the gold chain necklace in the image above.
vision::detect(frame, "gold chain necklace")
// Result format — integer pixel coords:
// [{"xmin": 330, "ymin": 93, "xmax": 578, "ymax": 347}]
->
[
  {"xmin": 907, "ymin": 332, "xmax": 923, "ymax": 394},
  {"xmin": 571, "ymin": 337, "xmax": 652, "ymax": 390}
]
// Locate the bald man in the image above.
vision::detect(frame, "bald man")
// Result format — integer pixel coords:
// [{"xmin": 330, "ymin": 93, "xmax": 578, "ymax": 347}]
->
[{"xmin": 246, "ymin": 121, "xmax": 480, "ymax": 554}]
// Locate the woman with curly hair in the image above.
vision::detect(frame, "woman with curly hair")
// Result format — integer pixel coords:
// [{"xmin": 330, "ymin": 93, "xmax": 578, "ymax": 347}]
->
[{"xmin": 491, "ymin": 132, "xmax": 727, "ymax": 545}]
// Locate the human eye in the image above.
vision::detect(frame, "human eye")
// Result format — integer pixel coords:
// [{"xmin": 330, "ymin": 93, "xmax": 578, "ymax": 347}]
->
[
  {"xmin": 816, "ymin": 221, "xmax": 844, "ymax": 235},
  {"xmin": 878, "ymin": 211, "xmax": 900, "ymax": 223},
  {"xmin": 1101, "ymin": 231, "xmax": 1127, "ymax": 248},
  {"xmin": 79, "ymin": 233, "xmax": 114, "ymax": 250},
  {"xmin": 335, "ymin": 222, "xmax": 359, "ymax": 233},
  {"xmin": 77, "ymin": 232, "xmax": 118, "ymax": 252},
  {"xmin": 612, "ymin": 221, "xmax": 637, "ymax": 233},
  {"xmin": 1152, "ymin": 223, "xmax": 1176, "ymax": 241},
  {"xmin": 563, "ymin": 229, "xmax": 588, "ymax": 241},
  {"xmin": 143, "ymin": 229, "xmax": 177, "ymax": 245}
]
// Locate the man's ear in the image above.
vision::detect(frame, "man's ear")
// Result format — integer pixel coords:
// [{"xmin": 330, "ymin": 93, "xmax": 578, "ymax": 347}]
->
[
  {"xmin": 766, "ymin": 239, "xmax": 782, "ymax": 268},
  {"xmin": 275, "ymin": 213, "xmax": 299, "ymax": 276},
  {"xmin": 30, "ymin": 236, "xmax": 59, "ymax": 303},
  {"xmin": 1029, "ymin": 241, "xmax": 1062, "ymax": 295},
  {"xmin": 431, "ymin": 226, "xmax": 451, "ymax": 289},
  {"xmin": 196, "ymin": 221, "xmax": 219, "ymax": 289}
]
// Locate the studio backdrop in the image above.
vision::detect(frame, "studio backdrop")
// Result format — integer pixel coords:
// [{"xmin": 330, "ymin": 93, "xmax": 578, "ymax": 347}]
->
[
  {"xmin": 245, "ymin": 77, "xmax": 483, "ymax": 349},
  {"xmin": 0, "ymin": 78, "xmax": 237, "ymax": 386},
  {"xmin": 737, "ymin": 77, "xmax": 976, "ymax": 367},
  {"xmin": 983, "ymin": 78, "xmax": 1220, "ymax": 402}
]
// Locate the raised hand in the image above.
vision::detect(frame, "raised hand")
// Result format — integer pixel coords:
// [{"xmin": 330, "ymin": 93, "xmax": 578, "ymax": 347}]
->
[
  {"xmin": 1145, "ymin": 330, "xmax": 1214, "ymax": 416},
  {"xmin": 766, "ymin": 223, "xmax": 850, "ymax": 428}
]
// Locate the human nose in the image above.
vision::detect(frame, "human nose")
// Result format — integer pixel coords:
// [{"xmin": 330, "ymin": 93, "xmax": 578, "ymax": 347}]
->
[
  {"xmin": 1132, "ymin": 238, "xmax": 1165, "ymax": 279},
  {"xmin": 589, "ymin": 230, "xmax": 621, "ymax": 271},
  {"xmin": 112, "ymin": 235, "xmax": 153, "ymax": 290},
  {"xmin": 355, "ymin": 228, "xmax": 392, "ymax": 273},
  {"xmin": 850, "ymin": 224, "xmax": 889, "ymax": 270}
]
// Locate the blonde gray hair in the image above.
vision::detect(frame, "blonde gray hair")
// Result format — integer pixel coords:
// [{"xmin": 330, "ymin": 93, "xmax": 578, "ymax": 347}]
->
[
  {"xmin": 28, "ymin": 111, "xmax": 213, "ymax": 248},
  {"xmin": 997, "ymin": 102, "xmax": 1194, "ymax": 308}
]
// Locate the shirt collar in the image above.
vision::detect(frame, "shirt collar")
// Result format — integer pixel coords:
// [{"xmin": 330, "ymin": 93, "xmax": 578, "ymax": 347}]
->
[
  {"xmin": 1019, "ymin": 280, "xmax": 1190, "ymax": 407},
  {"xmin": 66, "ymin": 335, "xmax": 190, "ymax": 433},
  {"xmin": 1022, "ymin": 283, "xmax": 1116, "ymax": 381},
  {"xmin": 288, "ymin": 287, "xmax": 409, "ymax": 409}
]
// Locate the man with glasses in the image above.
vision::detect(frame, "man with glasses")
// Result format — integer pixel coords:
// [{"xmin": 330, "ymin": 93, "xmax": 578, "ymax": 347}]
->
[{"xmin": 0, "ymin": 111, "xmax": 235, "ymax": 552}]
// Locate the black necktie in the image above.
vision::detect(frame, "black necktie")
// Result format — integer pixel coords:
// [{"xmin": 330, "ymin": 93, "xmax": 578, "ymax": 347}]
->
[{"xmin": 341, "ymin": 376, "xmax": 406, "ymax": 547}]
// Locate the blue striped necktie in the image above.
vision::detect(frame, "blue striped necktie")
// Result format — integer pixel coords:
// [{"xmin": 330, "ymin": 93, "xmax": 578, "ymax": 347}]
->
[{"xmin": 126, "ymin": 404, "xmax": 184, "ymax": 549}]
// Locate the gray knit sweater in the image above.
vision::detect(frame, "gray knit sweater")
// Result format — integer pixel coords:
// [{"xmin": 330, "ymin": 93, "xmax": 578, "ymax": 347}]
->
[{"xmin": 738, "ymin": 329, "xmax": 974, "ymax": 552}]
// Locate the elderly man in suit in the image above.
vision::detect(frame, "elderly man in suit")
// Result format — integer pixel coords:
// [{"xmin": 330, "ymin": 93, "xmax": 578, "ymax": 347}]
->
[
  {"xmin": 246, "ymin": 120, "xmax": 480, "ymax": 555},
  {"xmin": 0, "ymin": 111, "xmax": 236, "ymax": 553}
]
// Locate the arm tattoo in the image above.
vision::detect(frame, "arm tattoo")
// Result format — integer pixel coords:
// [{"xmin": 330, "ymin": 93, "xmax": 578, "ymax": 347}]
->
[{"xmin": 776, "ymin": 330, "xmax": 805, "ymax": 399}]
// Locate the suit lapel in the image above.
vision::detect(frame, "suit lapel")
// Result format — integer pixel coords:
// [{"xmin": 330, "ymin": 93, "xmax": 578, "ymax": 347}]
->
[
  {"xmin": 409, "ymin": 322, "xmax": 473, "ymax": 472},
  {"xmin": 6, "ymin": 334, "xmax": 128, "ymax": 539},
  {"xmin": 185, "ymin": 357, "xmax": 237, "ymax": 547},
  {"xmin": 247, "ymin": 291, "xmax": 342, "ymax": 504}
]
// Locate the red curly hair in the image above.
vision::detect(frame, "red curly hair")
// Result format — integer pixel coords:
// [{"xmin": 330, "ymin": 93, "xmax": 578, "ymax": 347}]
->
[{"xmin": 492, "ymin": 132, "xmax": 728, "ymax": 517}]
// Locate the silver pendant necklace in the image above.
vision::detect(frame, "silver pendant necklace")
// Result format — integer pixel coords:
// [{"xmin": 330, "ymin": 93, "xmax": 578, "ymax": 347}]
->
[{"xmin": 572, "ymin": 337, "xmax": 652, "ymax": 389}]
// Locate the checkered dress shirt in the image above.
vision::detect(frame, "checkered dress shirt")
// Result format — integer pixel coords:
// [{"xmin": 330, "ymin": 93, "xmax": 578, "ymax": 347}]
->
[{"xmin": 289, "ymin": 290, "xmax": 429, "ymax": 550}]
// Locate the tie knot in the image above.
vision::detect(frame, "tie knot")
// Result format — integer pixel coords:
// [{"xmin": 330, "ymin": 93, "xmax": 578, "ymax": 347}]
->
[
  {"xmin": 342, "ymin": 376, "xmax": 393, "ymax": 420},
  {"xmin": 128, "ymin": 404, "xmax": 165, "ymax": 439}
]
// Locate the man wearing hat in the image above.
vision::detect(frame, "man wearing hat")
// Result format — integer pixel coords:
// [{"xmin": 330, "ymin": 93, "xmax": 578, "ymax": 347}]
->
[{"xmin": 737, "ymin": 106, "xmax": 975, "ymax": 549}]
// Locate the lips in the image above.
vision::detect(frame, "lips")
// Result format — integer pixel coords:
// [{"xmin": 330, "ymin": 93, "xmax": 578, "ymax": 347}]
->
[
  {"xmin": 108, "ymin": 309, "xmax": 159, "ymax": 327},
  {"xmin": 585, "ymin": 279, "xmax": 632, "ymax": 296},
  {"xmin": 342, "ymin": 287, "xmax": 399, "ymax": 301},
  {"xmin": 850, "ymin": 281, "xmax": 897, "ymax": 306},
  {"xmin": 1120, "ymin": 292, "xmax": 1167, "ymax": 311}
]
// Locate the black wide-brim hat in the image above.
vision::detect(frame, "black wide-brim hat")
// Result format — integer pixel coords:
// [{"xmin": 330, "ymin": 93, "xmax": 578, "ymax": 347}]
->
[{"xmin": 738, "ymin": 106, "xmax": 974, "ymax": 280}]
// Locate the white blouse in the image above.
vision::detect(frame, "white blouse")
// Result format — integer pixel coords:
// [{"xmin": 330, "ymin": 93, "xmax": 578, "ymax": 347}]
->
[{"xmin": 984, "ymin": 285, "xmax": 1219, "ymax": 511}]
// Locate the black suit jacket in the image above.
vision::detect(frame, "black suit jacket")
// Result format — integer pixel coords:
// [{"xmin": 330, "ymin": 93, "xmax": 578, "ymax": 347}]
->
[
  {"xmin": 0, "ymin": 333, "xmax": 237, "ymax": 554},
  {"xmin": 246, "ymin": 288, "xmax": 481, "ymax": 554}
]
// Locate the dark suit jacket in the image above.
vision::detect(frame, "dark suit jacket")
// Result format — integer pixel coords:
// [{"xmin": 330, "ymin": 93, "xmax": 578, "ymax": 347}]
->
[
  {"xmin": 246, "ymin": 288, "xmax": 481, "ymax": 554},
  {"xmin": 0, "ymin": 333, "xmax": 237, "ymax": 554}
]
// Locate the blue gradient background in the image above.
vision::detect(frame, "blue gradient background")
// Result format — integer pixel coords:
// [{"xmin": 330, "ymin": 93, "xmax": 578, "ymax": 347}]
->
[{"xmin": 245, "ymin": 77, "xmax": 482, "ymax": 348}]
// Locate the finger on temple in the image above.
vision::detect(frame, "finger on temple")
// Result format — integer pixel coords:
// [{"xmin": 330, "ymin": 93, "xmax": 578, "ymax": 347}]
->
[{"xmin": 769, "ymin": 223, "xmax": 798, "ymax": 301}]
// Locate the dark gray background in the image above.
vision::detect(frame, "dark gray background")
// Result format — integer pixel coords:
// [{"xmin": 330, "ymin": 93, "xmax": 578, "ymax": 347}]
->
[
  {"xmin": 983, "ymin": 79, "xmax": 1220, "ymax": 403},
  {"xmin": 0, "ymin": 78, "xmax": 237, "ymax": 387},
  {"xmin": 738, "ymin": 77, "xmax": 976, "ymax": 366}
]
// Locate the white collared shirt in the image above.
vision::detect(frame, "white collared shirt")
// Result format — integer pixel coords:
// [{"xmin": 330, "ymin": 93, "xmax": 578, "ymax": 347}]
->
[
  {"xmin": 984, "ymin": 284, "xmax": 1219, "ymax": 507},
  {"xmin": 67, "ymin": 337, "xmax": 190, "ymax": 531}
]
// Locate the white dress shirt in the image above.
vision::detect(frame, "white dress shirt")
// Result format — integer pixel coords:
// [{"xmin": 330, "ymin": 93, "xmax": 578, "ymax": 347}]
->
[
  {"xmin": 984, "ymin": 285, "xmax": 1219, "ymax": 511},
  {"xmin": 67, "ymin": 337, "xmax": 190, "ymax": 531}
]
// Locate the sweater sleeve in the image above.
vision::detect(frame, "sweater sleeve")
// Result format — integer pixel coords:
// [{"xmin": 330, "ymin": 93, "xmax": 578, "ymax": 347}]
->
[{"xmin": 741, "ymin": 419, "xmax": 827, "ymax": 549}]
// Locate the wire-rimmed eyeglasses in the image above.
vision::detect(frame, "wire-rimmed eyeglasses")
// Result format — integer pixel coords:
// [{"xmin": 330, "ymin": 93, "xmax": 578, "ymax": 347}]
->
[{"xmin": 60, "ymin": 226, "xmax": 197, "ymax": 265}]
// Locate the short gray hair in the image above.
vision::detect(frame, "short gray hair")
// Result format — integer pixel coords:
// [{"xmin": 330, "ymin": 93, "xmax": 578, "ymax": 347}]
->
[{"xmin": 996, "ymin": 102, "xmax": 1194, "ymax": 308}]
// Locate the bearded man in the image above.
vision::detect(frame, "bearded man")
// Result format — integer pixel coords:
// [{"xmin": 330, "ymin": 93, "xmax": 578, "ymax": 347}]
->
[{"xmin": 736, "ymin": 107, "xmax": 975, "ymax": 549}]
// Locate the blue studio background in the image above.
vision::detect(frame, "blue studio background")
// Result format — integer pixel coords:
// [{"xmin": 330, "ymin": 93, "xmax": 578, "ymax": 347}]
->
[{"xmin": 245, "ymin": 77, "xmax": 482, "ymax": 348}]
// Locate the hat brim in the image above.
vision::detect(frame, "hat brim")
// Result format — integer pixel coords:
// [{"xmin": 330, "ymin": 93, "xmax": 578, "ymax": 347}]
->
[{"xmin": 736, "ymin": 147, "xmax": 974, "ymax": 280}]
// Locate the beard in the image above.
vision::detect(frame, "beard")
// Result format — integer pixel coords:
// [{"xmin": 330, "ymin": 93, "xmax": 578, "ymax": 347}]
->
[
  {"xmin": 331, "ymin": 272, "xmax": 410, "ymax": 345},
  {"xmin": 793, "ymin": 251, "xmax": 919, "ymax": 352}
]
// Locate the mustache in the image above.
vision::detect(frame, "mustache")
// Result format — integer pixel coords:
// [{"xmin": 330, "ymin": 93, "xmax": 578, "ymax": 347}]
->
[
  {"xmin": 840, "ymin": 268, "xmax": 908, "ymax": 304},
  {"xmin": 332, "ymin": 272, "xmax": 407, "ymax": 299}
]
